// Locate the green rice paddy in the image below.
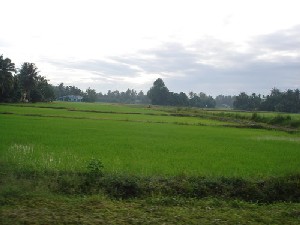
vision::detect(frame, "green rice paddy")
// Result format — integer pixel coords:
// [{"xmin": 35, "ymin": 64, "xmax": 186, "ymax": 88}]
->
[{"xmin": 1, "ymin": 102, "xmax": 299, "ymax": 177}]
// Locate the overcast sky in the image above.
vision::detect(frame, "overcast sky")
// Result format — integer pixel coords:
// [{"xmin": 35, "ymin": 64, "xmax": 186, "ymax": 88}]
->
[{"xmin": 1, "ymin": 0, "xmax": 300, "ymax": 96}]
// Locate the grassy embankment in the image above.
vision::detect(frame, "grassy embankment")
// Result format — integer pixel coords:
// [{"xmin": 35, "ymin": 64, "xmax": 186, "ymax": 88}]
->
[{"xmin": 1, "ymin": 102, "xmax": 300, "ymax": 224}]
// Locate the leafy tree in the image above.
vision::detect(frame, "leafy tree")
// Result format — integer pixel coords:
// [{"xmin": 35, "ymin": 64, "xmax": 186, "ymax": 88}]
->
[
  {"xmin": 96, "ymin": 89, "xmax": 149, "ymax": 104},
  {"xmin": 168, "ymin": 92, "xmax": 189, "ymax": 106},
  {"xmin": 67, "ymin": 85, "xmax": 83, "ymax": 96},
  {"xmin": 18, "ymin": 62, "xmax": 39, "ymax": 102},
  {"xmin": 249, "ymin": 93, "xmax": 261, "ymax": 110},
  {"xmin": 83, "ymin": 87, "xmax": 97, "ymax": 102},
  {"xmin": 30, "ymin": 88, "xmax": 43, "ymax": 103},
  {"xmin": 261, "ymin": 88, "xmax": 300, "ymax": 113},
  {"xmin": 1, "ymin": 55, "xmax": 57, "ymax": 103},
  {"xmin": 234, "ymin": 89, "xmax": 300, "ymax": 113},
  {"xmin": 233, "ymin": 92, "xmax": 261, "ymax": 110},
  {"xmin": 285, "ymin": 89, "xmax": 300, "ymax": 113},
  {"xmin": 233, "ymin": 92, "xmax": 250, "ymax": 110},
  {"xmin": 199, "ymin": 92, "xmax": 216, "ymax": 108},
  {"xmin": 189, "ymin": 92, "xmax": 216, "ymax": 108},
  {"xmin": 147, "ymin": 78, "xmax": 170, "ymax": 105},
  {"xmin": 0, "ymin": 55, "xmax": 15, "ymax": 102},
  {"xmin": 260, "ymin": 88, "xmax": 282, "ymax": 111},
  {"xmin": 16, "ymin": 62, "xmax": 55, "ymax": 103},
  {"xmin": 32, "ymin": 76, "xmax": 55, "ymax": 102},
  {"xmin": 29, "ymin": 76, "xmax": 55, "ymax": 103},
  {"xmin": 52, "ymin": 82, "xmax": 66, "ymax": 98},
  {"xmin": 52, "ymin": 83, "xmax": 83, "ymax": 99},
  {"xmin": 11, "ymin": 75, "xmax": 22, "ymax": 102}
]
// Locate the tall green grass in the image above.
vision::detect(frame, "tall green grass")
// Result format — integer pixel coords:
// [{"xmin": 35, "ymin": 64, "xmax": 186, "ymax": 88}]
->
[{"xmin": 1, "ymin": 112, "xmax": 299, "ymax": 177}]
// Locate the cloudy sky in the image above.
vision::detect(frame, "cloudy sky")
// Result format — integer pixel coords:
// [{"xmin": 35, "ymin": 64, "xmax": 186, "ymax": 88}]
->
[{"xmin": 1, "ymin": 0, "xmax": 300, "ymax": 96}]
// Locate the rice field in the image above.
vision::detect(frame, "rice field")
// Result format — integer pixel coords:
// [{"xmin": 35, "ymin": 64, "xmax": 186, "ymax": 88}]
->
[{"xmin": 1, "ymin": 102, "xmax": 299, "ymax": 178}]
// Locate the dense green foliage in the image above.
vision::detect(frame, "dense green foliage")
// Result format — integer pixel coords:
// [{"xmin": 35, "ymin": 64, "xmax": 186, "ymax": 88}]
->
[
  {"xmin": 147, "ymin": 78, "xmax": 216, "ymax": 107},
  {"xmin": 147, "ymin": 78, "xmax": 170, "ymax": 105},
  {"xmin": 0, "ymin": 55, "xmax": 55, "ymax": 103},
  {"xmin": 2, "ymin": 166, "xmax": 299, "ymax": 202},
  {"xmin": 0, "ymin": 55, "xmax": 16, "ymax": 102},
  {"xmin": 53, "ymin": 82, "xmax": 150, "ymax": 104},
  {"xmin": 234, "ymin": 88, "xmax": 300, "ymax": 113},
  {"xmin": 147, "ymin": 78, "xmax": 300, "ymax": 112},
  {"xmin": 188, "ymin": 91, "xmax": 216, "ymax": 108},
  {"xmin": 53, "ymin": 82, "xmax": 83, "ymax": 97}
]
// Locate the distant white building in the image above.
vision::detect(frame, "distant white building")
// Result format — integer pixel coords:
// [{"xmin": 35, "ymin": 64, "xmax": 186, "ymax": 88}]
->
[{"xmin": 58, "ymin": 95, "xmax": 83, "ymax": 102}]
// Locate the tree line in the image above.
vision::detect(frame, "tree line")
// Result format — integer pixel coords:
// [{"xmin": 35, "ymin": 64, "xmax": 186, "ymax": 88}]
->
[
  {"xmin": 52, "ymin": 83, "xmax": 150, "ymax": 104},
  {"xmin": 1, "ymin": 54, "xmax": 299, "ymax": 112},
  {"xmin": 234, "ymin": 89, "xmax": 300, "ymax": 113},
  {"xmin": 147, "ymin": 78, "xmax": 217, "ymax": 108},
  {"xmin": 0, "ymin": 55, "xmax": 55, "ymax": 102},
  {"xmin": 147, "ymin": 78, "xmax": 300, "ymax": 113}
]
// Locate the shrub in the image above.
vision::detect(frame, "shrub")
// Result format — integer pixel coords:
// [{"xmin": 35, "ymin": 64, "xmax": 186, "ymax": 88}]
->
[
  {"xmin": 86, "ymin": 158, "xmax": 104, "ymax": 177},
  {"xmin": 102, "ymin": 175, "xmax": 141, "ymax": 198}
]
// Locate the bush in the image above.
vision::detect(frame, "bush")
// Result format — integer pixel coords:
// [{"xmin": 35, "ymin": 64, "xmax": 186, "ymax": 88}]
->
[
  {"xmin": 86, "ymin": 158, "xmax": 104, "ymax": 177},
  {"xmin": 2, "ymin": 167, "xmax": 300, "ymax": 202},
  {"xmin": 102, "ymin": 175, "xmax": 141, "ymax": 198}
]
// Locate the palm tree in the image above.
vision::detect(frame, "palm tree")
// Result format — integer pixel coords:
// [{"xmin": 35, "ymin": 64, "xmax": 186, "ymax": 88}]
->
[
  {"xmin": 0, "ymin": 55, "xmax": 15, "ymax": 101},
  {"xmin": 18, "ymin": 62, "xmax": 38, "ymax": 102}
]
